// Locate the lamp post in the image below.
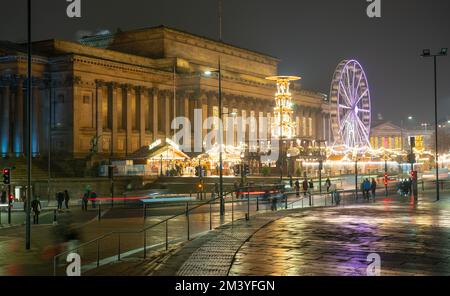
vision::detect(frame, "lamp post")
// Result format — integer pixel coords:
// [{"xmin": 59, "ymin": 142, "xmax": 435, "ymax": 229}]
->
[
  {"xmin": 421, "ymin": 48, "xmax": 448, "ymax": 201},
  {"xmin": 25, "ymin": 0, "xmax": 32, "ymax": 250},
  {"xmin": 204, "ymin": 60, "xmax": 225, "ymax": 216},
  {"xmin": 160, "ymin": 154, "xmax": 163, "ymax": 176},
  {"xmin": 316, "ymin": 140, "xmax": 326, "ymax": 195},
  {"xmin": 353, "ymin": 149, "xmax": 359, "ymax": 199}
]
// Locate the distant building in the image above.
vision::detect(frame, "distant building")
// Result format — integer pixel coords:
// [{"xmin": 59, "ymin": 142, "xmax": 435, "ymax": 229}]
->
[{"xmin": 370, "ymin": 121, "xmax": 433, "ymax": 151}]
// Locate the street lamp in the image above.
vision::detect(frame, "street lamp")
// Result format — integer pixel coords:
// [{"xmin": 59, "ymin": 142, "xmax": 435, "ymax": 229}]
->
[
  {"xmin": 421, "ymin": 48, "xmax": 448, "ymax": 201},
  {"xmin": 204, "ymin": 62, "xmax": 225, "ymax": 216}
]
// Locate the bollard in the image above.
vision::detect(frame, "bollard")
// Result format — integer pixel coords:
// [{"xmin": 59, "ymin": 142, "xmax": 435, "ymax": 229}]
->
[
  {"xmin": 285, "ymin": 194, "xmax": 288, "ymax": 209},
  {"xmin": 117, "ymin": 233, "xmax": 121, "ymax": 261},
  {"xmin": 247, "ymin": 191, "xmax": 250, "ymax": 220},
  {"xmin": 256, "ymin": 195, "xmax": 259, "ymax": 211},
  {"xmin": 98, "ymin": 202, "xmax": 102, "ymax": 221},
  {"xmin": 97, "ymin": 240, "xmax": 100, "ymax": 267},
  {"xmin": 165, "ymin": 220, "xmax": 169, "ymax": 251},
  {"xmin": 143, "ymin": 204, "xmax": 147, "ymax": 220},
  {"xmin": 143, "ymin": 230, "xmax": 147, "ymax": 259},
  {"xmin": 209, "ymin": 202, "xmax": 212, "ymax": 230},
  {"xmin": 186, "ymin": 202, "xmax": 190, "ymax": 241},
  {"xmin": 53, "ymin": 209, "xmax": 57, "ymax": 224}
]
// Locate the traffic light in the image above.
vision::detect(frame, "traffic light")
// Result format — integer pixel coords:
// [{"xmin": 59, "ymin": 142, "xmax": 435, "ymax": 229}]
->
[
  {"xmin": 2, "ymin": 168, "xmax": 10, "ymax": 185},
  {"xmin": 8, "ymin": 193, "xmax": 14, "ymax": 205},
  {"xmin": 195, "ymin": 166, "xmax": 200, "ymax": 177},
  {"xmin": 244, "ymin": 164, "xmax": 250, "ymax": 176},
  {"xmin": 197, "ymin": 181, "xmax": 204, "ymax": 191},
  {"xmin": 384, "ymin": 173, "xmax": 388, "ymax": 186}
]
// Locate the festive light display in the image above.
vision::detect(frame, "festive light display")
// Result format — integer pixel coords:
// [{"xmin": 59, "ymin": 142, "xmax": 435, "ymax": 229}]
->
[{"xmin": 266, "ymin": 76, "xmax": 301, "ymax": 139}]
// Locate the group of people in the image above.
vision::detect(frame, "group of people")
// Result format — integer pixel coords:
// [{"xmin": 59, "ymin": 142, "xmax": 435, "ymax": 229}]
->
[
  {"xmin": 397, "ymin": 178, "xmax": 413, "ymax": 196},
  {"xmin": 360, "ymin": 178, "xmax": 377, "ymax": 200},
  {"xmin": 292, "ymin": 179, "xmax": 315, "ymax": 206},
  {"xmin": 55, "ymin": 190, "xmax": 71, "ymax": 212}
]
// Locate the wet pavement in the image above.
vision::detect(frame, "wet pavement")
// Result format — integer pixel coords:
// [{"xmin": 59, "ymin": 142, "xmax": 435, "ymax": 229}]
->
[{"xmin": 229, "ymin": 193, "xmax": 450, "ymax": 276}]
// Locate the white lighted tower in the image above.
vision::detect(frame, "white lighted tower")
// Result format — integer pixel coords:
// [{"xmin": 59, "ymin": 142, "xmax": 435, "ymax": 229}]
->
[{"xmin": 266, "ymin": 76, "xmax": 301, "ymax": 139}]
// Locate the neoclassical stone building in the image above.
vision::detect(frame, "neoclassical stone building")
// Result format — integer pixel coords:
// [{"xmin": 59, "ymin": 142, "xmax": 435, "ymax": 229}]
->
[{"xmin": 0, "ymin": 26, "xmax": 331, "ymax": 167}]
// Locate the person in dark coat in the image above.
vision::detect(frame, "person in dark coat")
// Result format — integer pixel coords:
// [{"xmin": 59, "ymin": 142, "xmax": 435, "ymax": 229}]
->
[
  {"xmin": 31, "ymin": 197, "xmax": 42, "ymax": 224},
  {"xmin": 64, "ymin": 190, "xmax": 70, "ymax": 209},
  {"xmin": 57, "ymin": 192, "xmax": 64, "ymax": 211},
  {"xmin": 82, "ymin": 192, "xmax": 89, "ymax": 211},
  {"xmin": 302, "ymin": 179, "xmax": 308, "ymax": 197},
  {"xmin": 295, "ymin": 179, "xmax": 300, "ymax": 197},
  {"xmin": 371, "ymin": 178, "xmax": 377, "ymax": 200}
]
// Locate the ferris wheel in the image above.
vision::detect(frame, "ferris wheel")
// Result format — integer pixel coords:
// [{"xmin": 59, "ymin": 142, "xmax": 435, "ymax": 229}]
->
[{"xmin": 330, "ymin": 59, "xmax": 372, "ymax": 149}]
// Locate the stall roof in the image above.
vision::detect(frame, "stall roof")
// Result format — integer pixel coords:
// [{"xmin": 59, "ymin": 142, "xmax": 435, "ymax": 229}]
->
[{"xmin": 129, "ymin": 138, "xmax": 190, "ymax": 160}]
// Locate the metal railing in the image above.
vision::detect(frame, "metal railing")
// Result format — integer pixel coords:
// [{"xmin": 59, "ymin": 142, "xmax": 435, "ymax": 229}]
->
[{"xmin": 51, "ymin": 183, "xmax": 413, "ymax": 276}]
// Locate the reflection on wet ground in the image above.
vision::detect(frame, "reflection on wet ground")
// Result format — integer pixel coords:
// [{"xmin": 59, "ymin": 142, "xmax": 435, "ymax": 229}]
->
[{"xmin": 229, "ymin": 193, "xmax": 450, "ymax": 276}]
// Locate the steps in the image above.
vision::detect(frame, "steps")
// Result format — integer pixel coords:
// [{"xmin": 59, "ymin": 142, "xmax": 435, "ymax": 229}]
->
[{"xmin": 0, "ymin": 158, "xmax": 49, "ymax": 180}]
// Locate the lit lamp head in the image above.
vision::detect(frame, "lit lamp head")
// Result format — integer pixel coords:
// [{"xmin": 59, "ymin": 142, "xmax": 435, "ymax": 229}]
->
[
  {"xmin": 204, "ymin": 71, "xmax": 212, "ymax": 76},
  {"xmin": 421, "ymin": 49, "xmax": 431, "ymax": 57}
]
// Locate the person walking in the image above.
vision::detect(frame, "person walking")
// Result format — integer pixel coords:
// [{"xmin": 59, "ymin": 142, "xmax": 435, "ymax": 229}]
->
[
  {"xmin": 325, "ymin": 178, "xmax": 331, "ymax": 192},
  {"xmin": 56, "ymin": 191, "xmax": 64, "ymax": 212},
  {"xmin": 234, "ymin": 181, "xmax": 240, "ymax": 199},
  {"xmin": 82, "ymin": 191, "xmax": 89, "ymax": 211},
  {"xmin": 31, "ymin": 197, "xmax": 42, "ymax": 224},
  {"xmin": 91, "ymin": 191, "xmax": 97, "ymax": 209},
  {"xmin": 371, "ymin": 178, "xmax": 377, "ymax": 201},
  {"xmin": 64, "ymin": 190, "xmax": 70, "ymax": 209},
  {"xmin": 295, "ymin": 179, "xmax": 300, "ymax": 197},
  {"xmin": 302, "ymin": 178, "xmax": 308, "ymax": 197},
  {"xmin": 363, "ymin": 179, "xmax": 371, "ymax": 200},
  {"xmin": 308, "ymin": 180, "xmax": 314, "ymax": 206},
  {"xmin": 271, "ymin": 195, "xmax": 278, "ymax": 211}
]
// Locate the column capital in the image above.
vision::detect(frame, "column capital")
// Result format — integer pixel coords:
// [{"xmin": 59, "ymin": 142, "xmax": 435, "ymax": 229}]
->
[{"xmin": 95, "ymin": 79, "xmax": 106, "ymax": 88}]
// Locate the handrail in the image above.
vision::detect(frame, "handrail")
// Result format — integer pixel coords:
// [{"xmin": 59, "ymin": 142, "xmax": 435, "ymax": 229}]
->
[
  {"xmin": 52, "ymin": 183, "xmax": 363, "ymax": 275},
  {"xmin": 53, "ymin": 185, "xmax": 269, "ymax": 263}
]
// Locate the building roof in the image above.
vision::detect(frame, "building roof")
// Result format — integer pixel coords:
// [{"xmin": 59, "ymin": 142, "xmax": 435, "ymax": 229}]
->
[{"xmin": 79, "ymin": 25, "xmax": 281, "ymax": 62}]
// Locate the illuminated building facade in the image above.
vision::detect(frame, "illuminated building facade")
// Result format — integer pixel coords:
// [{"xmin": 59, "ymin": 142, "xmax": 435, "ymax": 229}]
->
[{"xmin": 0, "ymin": 26, "xmax": 331, "ymax": 174}]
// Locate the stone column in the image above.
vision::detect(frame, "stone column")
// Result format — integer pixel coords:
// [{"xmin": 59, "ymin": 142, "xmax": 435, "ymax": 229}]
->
[
  {"xmin": 137, "ymin": 86, "xmax": 146, "ymax": 147},
  {"xmin": 151, "ymin": 88, "xmax": 159, "ymax": 141},
  {"xmin": 110, "ymin": 83, "xmax": 119, "ymax": 156},
  {"xmin": 32, "ymin": 82, "xmax": 40, "ymax": 156},
  {"xmin": 1, "ymin": 80, "xmax": 11, "ymax": 156},
  {"xmin": 14, "ymin": 77, "xmax": 24, "ymax": 155},
  {"xmin": 95, "ymin": 80, "xmax": 104, "ymax": 153},
  {"xmin": 124, "ymin": 84, "xmax": 133, "ymax": 155},
  {"xmin": 165, "ymin": 92, "xmax": 171, "ymax": 138}
]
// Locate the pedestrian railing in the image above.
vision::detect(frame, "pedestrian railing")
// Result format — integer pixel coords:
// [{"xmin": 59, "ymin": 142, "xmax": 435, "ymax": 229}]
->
[{"xmin": 51, "ymin": 184, "xmax": 383, "ymax": 276}]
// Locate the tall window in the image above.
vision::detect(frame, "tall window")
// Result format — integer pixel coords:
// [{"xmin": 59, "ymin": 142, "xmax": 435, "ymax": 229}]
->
[{"xmin": 54, "ymin": 94, "xmax": 65, "ymax": 128}]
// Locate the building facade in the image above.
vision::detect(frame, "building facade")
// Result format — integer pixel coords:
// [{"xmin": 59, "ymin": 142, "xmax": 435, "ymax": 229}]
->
[{"xmin": 0, "ymin": 26, "xmax": 331, "ymax": 172}]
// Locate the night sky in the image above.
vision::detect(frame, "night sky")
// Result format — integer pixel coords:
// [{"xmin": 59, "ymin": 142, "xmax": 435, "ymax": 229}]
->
[{"xmin": 1, "ymin": 0, "xmax": 449, "ymax": 127}]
